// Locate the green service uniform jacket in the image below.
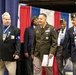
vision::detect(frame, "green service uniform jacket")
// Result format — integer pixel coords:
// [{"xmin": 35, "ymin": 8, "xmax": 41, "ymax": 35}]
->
[{"xmin": 31, "ymin": 23, "xmax": 57, "ymax": 61}]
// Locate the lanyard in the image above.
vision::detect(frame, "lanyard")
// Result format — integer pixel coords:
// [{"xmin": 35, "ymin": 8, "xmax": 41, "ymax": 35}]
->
[{"xmin": 3, "ymin": 25, "xmax": 10, "ymax": 34}]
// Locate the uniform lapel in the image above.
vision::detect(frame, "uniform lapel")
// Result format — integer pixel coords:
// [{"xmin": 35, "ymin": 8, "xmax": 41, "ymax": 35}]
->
[
  {"xmin": 36, "ymin": 26, "xmax": 42, "ymax": 36},
  {"xmin": 57, "ymin": 29, "xmax": 61, "ymax": 35},
  {"xmin": 45, "ymin": 24, "xmax": 49, "ymax": 31},
  {"xmin": 41, "ymin": 24, "xmax": 49, "ymax": 35}
]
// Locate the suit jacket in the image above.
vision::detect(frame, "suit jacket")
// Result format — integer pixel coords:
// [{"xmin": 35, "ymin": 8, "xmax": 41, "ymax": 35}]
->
[
  {"xmin": 0, "ymin": 25, "xmax": 20, "ymax": 61},
  {"xmin": 56, "ymin": 28, "xmax": 69, "ymax": 58},
  {"xmin": 31, "ymin": 23, "xmax": 57, "ymax": 61},
  {"xmin": 24, "ymin": 26, "xmax": 34, "ymax": 54},
  {"xmin": 64, "ymin": 26, "xmax": 76, "ymax": 62},
  {"xmin": 56, "ymin": 28, "xmax": 67, "ymax": 46}
]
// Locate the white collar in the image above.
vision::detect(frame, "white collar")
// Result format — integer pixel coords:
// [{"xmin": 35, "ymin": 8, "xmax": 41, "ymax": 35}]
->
[{"xmin": 60, "ymin": 28, "xmax": 66, "ymax": 33}]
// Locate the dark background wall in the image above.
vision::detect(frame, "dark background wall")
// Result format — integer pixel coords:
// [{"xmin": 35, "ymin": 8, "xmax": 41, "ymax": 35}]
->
[{"xmin": 19, "ymin": 0, "xmax": 76, "ymax": 13}]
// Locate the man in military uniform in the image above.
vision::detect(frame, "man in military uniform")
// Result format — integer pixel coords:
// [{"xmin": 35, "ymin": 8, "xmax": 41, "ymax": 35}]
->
[{"xmin": 31, "ymin": 13, "xmax": 57, "ymax": 75}]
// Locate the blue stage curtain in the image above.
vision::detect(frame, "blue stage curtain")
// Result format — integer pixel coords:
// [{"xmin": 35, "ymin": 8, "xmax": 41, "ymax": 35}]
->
[
  {"xmin": 5, "ymin": 0, "xmax": 19, "ymax": 26},
  {"xmin": 31, "ymin": 6, "xmax": 40, "ymax": 18},
  {"xmin": 60, "ymin": 12, "xmax": 69, "ymax": 28},
  {"xmin": 0, "ymin": 0, "xmax": 19, "ymax": 75},
  {"xmin": 0, "ymin": 0, "xmax": 5, "ymax": 24},
  {"xmin": 0, "ymin": 0, "xmax": 19, "ymax": 26}
]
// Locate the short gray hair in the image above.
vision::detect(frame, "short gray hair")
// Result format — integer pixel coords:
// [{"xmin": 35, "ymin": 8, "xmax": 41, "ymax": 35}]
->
[{"xmin": 39, "ymin": 13, "xmax": 47, "ymax": 18}]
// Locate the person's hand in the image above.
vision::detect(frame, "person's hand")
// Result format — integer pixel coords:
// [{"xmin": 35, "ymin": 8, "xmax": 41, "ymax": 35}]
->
[
  {"xmin": 48, "ymin": 53, "xmax": 54, "ymax": 59},
  {"xmin": 25, "ymin": 53, "xmax": 29, "ymax": 58},
  {"xmin": 13, "ymin": 55, "xmax": 19, "ymax": 59},
  {"xmin": 31, "ymin": 54, "xmax": 34, "ymax": 59}
]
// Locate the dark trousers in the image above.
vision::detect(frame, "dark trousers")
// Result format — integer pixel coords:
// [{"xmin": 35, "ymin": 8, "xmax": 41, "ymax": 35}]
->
[
  {"xmin": 73, "ymin": 61, "xmax": 76, "ymax": 75},
  {"xmin": 25, "ymin": 56, "xmax": 33, "ymax": 75},
  {"xmin": 56, "ymin": 46, "xmax": 64, "ymax": 75},
  {"xmin": 4, "ymin": 68, "xmax": 8, "ymax": 75}
]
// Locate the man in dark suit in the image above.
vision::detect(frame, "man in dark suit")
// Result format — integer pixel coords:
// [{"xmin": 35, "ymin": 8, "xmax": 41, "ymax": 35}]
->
[
  {"xmin": 0, "ymin": 12, "xmax": 20, "ymax": 75},
  {"xmin": 31, "ymin": 13, "xmax": 57, "ymax": 75},
  {"xmin": 56, "ymin": 19, "xmax": 67, "ymax": 75},
  {"xmin": 24, "ymin": 16, "xmax": 38, "ymax": 75},
  {"xmin": 64, "ymin": 13, "xmax": 76, "ymax": 75}
]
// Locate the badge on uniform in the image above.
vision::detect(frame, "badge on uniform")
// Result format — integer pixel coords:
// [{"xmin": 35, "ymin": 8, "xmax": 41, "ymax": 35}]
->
[
  {"xmin": 11, "ymin": 35, "xmax": 15, "ymax": 39},
  {"xmin": 46, "ymin": 37, "xmax": 49, "ymax": 40},
  {"xmin": 74, "ymin": 36, "xmax": 76, "ymax": 47},
  {"xmin": 45, "ymin": 28, "xmax": 50, "ymax": 32},
  {"xmin": 3, "ymin": 33, "xmax": 6, "ymax": 41},
  {"xmin": 60, "ymin": 34, "xmax": 64, "ymax": 37},
  {"xmin": 7, "ymin": 31, "xmax": 11, "ymax": 37}
]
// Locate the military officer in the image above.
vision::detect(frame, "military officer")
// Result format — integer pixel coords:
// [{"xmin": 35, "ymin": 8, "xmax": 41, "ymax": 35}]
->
[{"xmin": 31, "ymin": 13, "xmax": 57, "ymax": 75}]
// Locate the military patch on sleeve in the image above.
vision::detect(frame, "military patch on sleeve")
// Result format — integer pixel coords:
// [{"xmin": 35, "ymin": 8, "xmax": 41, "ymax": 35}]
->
[
  {"xmin": 36, "ymin": 30, "xmax": 39, "ymax": 33},
  {"xmin": 16, "ymin": 36, "xmax": 20, "ymax": 40}
]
